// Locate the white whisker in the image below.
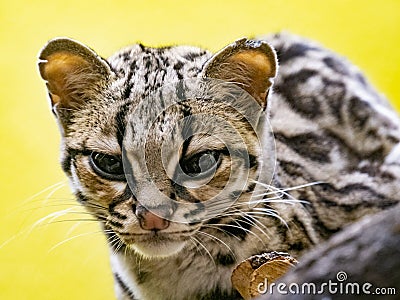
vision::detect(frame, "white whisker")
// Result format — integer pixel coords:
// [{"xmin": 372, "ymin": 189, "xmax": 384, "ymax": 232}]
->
[
  {"xmin": 48, "ymin": 230, "xmax": 104, "ymax": 253},
  {"xmin": 191, "ymin": 236, "xmax": 215, "ymax": 266},
  {"xmin": 233, "ymin": 210, "xmax": 270, "ymax": 236},
  {"xmin": 189, "ymin": 237, "xmax": 208, "ymax": 262},
  {"xmin": 229, "ymin": 215, "xmax": 269, "ymax": 243},
  {"xmin": 245, "ymin": 211, "xmax": 288, "ymax": 228},
  {"xmin": 251, "ymin": 181, "xmax": 322, "ymax": 198},
  {"xmin": 201, "ymin": 225, "xmax": 241, "ymax": 241},
  {"xmin": 27, "ymin": 207, "xmax": 78, "ymax": 234},
  {"xmin": 108, "ymin": 235, "xmax": 123, "ymax": 256},
  {"xmin": 20, "ymin": 180, "xmax": 68, "ymax": 206},
  {"xmin": 197, "ymin": 230, "xmax": 236, "ymax": 258},
  {"xmin": 206, "ymin": 221, "xmax": 264, "ymax": 244}
]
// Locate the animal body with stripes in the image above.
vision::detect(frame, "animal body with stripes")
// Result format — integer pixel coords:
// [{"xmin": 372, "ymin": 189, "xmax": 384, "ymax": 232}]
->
[{"xmin": 38, "ymin": 33, "xmax": 400, "ymax": 299}]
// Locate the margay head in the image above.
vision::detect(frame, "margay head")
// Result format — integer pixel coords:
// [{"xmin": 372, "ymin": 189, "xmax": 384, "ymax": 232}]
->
[{"xmin": 38, "ymin": 37, "xmax": 277, "ymax": 258}]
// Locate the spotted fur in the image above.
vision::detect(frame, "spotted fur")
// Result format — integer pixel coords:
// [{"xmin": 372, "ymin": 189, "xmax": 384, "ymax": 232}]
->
[{"xmin": 38, "ymin": 32, "xmax": 400, "ymax": 300}]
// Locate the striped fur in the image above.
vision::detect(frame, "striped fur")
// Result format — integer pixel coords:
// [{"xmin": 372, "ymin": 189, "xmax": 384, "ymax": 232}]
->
[{"xmin": 38, "ymin": 32, "xmax": 400, "ymax": 299}]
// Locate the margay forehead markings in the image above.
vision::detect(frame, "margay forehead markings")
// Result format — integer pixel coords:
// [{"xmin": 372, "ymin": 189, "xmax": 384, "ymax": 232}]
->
[
  {"xmin": 106, "ymin": 44, "xmax": 211, "ymax": 152},
  {"xmin": 107, "ymin": 45, "xmax": 212, "ymax": 100},
  {"xmin": 124, "ymin": 103, "xmax": 187, "ymax": 147}
]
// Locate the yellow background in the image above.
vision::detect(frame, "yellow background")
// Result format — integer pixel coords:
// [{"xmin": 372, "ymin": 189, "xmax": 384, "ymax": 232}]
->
[{"xmin": 1, "ymin": 0, "xmax": 399, "ymax": 299}]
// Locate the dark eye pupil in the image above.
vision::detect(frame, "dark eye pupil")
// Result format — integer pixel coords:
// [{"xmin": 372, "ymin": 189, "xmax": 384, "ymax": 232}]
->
[
  {"xmin": 198, "ymin": 154, "xmax": 215, "ymax": 170},
  {"xmin": 183, "ymin": 151, "xmax": 220, "ymax": 176},
  {"xmin": 90, "ymin": 152, "xmax": 124, "ymax": 180},
  {"xmin": 95, "ymin": 154, "xmax": 122, "ymax": 174}
]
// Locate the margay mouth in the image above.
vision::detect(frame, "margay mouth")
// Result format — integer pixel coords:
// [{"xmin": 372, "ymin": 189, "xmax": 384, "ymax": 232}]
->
[
  {"xmin": 114, "ymin": 230, "xmax": 193, "ymax": 257},
  {"xmin": 121, "ymin": 232, "xmax": 178, "ymax": 242},
  {"xmin": 117, "ymin": 229, "xmax": 195, "ymax": 240},
  {"xmin": 123, "ymin": 233, "xmax": 188, "ymax": 257}
]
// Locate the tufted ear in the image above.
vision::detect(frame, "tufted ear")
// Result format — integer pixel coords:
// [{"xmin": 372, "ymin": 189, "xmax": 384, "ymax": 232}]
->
[
  {"xmin": 203, "ymin": 38, "xmax": 277, "ymax": 109},
  {"xmin": 38, "ymin": 38, "xmax": 113, "ymax": 124}
]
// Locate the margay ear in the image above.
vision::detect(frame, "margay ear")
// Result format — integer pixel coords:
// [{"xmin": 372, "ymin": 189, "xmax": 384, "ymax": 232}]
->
[
  {"xmin": 38, "ymin": 38, "xmax": 112, "ymax": 122},
  {"xmin": 203, "ymin": 38, "xmax": 277, "ymax": 109}
]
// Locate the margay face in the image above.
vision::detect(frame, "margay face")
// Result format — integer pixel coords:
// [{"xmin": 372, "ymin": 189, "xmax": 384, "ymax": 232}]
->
[{"xmin": 38, "ymin": 38, "xmax": 277, "ymax": 257}]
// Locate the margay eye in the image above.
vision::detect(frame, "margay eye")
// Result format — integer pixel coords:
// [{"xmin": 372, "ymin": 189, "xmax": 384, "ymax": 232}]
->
[
  {"xmin": 182, "ymin": 150, "xmax": 221, "ymax": 177},
  {"xmin": 90, "ymin": 152, "xmax": 125, "ymax": 180}
]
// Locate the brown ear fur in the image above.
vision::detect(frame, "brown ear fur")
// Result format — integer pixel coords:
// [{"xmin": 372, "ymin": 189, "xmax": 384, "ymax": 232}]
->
[
  {"xmin": 38, "ymin": 38, "xmax": 112, "ymax": 111},
  {"xmin": 203, "ymin": 39, "xmax": 277, "ymax": 108}
]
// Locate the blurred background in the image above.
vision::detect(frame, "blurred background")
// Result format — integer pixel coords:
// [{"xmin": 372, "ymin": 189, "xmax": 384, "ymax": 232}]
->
[{"xmin": 0, "ymin": 0, "xmax": 399, "ymax": 299}]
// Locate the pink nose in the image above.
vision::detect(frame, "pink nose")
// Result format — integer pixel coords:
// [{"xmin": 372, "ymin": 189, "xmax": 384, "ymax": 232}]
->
[{"xmin": 136, "ymin": 206, "xmax": 170, "ymax": 231}]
